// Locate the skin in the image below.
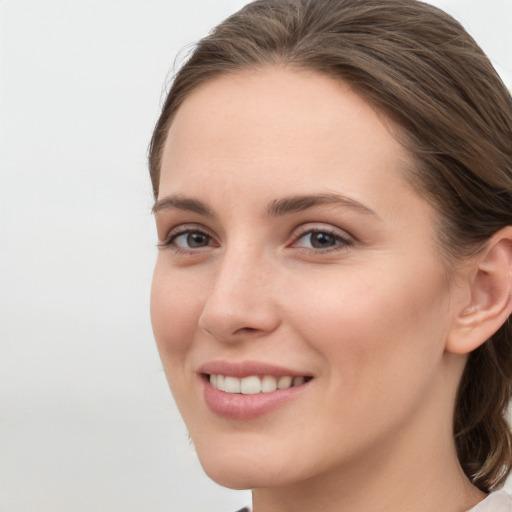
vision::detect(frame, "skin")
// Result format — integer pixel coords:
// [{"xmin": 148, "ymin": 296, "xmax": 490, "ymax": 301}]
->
[{"xmin": 150, "ymin": 67, "xmax": 487, "ymax": 511}]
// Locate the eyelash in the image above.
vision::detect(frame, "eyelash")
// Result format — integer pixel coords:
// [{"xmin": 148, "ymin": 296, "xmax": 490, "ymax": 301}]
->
[
  {"xmin": 159, "ymin": 225, "xmax": 216, "ymax": 254},
  {"xmin": 158, "ymin": 225, "xmax": 353, "ymax": 255},
  {"xmin": 290, "ymin": 227, "xmax": 353, "ymax": 254}
]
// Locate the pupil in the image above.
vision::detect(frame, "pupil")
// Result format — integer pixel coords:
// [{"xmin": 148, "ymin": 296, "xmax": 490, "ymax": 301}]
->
[
  {"xmin": 188, "ymin": 232, "xmax": 208, "ymax": 247},
  {"xmin": 311, "ymin": 232, "xmax": 334, "ymax": 248}
]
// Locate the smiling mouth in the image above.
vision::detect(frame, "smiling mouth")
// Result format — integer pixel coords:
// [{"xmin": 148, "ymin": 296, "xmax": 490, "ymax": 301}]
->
[{"xmin": 206, "ymin": 374, "xmax": 313, "ymax": 394}]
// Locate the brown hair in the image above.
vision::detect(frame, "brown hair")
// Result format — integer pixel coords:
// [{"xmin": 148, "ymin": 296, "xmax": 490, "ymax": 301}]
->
[{"xmin": 149, "ymin": 0, "xmax": 512, "ymax": 491}]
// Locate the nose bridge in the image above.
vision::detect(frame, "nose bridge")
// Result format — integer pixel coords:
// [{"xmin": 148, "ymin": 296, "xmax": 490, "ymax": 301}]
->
[{"xmin": 198, "ymin": 241, "xmax": 279, "ymax": 340}]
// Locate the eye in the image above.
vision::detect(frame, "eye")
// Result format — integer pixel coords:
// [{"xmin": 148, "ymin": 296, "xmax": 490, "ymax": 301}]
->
[
  {"xmin": 292, "ymin": 228, "xmax": 351, "ymax": 252},
  {"xmin": 174, "ymin": 231, "xmax": 211, "ymax": 248},
  {"xmin": 161, "ymin": 228, "xmax": 215, "ymax": 251}
]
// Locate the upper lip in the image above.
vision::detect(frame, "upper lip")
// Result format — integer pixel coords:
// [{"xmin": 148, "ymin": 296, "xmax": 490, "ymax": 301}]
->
[{"xmin": 198, "ymin": 360, "xmax": 312, "ymax": 378}]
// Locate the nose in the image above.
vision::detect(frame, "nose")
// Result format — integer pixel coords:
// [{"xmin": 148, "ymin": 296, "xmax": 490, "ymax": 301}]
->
[{"xmin": 198, "ymin": 249, "xmax": 281, "ymax": 342}]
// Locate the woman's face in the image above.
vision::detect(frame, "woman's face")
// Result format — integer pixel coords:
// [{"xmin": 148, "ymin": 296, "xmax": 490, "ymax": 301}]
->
[{"xmin": 151, "ymin": 67, "xmax": 465, "ymax": 489}]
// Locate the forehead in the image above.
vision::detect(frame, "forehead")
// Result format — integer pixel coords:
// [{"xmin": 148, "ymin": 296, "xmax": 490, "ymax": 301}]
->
[{"xmin": 159, "ymin": 66, "xmax": 414, "ymax": 209}]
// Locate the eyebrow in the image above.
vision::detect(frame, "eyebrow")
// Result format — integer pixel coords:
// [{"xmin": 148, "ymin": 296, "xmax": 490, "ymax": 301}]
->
[
  {"xmin": 152, "ymin": 192, "xmax": 379, "ymax": 219},
  {"xmin": 152, "ymin": 195, "xmax": 217, "ymax": 218},
  {"xmin": 267, "ymin": 193, "xmax": 379, "ymax": 218}
]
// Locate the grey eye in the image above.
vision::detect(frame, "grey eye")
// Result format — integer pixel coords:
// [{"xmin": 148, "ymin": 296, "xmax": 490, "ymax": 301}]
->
[
  {"xmin": 173, "ymin": 231, "xmax": 211, "ymax": 248},
  {"xmin": 296, "ymin": 230, "xmax": 343, "ymax": 249}
]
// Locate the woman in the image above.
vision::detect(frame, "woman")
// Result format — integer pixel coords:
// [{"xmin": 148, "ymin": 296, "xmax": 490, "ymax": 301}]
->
[{"xmin": 148, "ymin": 0, "xmax": 512, "ymax": 510}]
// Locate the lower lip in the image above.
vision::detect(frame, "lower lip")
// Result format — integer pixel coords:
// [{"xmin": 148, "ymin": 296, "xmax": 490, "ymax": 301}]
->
[{"xmin": 202, "ymin": 377, "xmax": 310, "ymax": 420}]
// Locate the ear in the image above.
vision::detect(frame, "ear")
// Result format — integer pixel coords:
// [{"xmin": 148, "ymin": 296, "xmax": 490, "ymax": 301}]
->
[{"xmin": 446, "ymin": 226, "xmax": 512, "ymax": 355}]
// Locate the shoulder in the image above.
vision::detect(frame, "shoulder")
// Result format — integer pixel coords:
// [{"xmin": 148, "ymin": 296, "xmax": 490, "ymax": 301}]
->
[{"xmin": 467, "ymin": 491, "xmax": 512, "ymax": 512}]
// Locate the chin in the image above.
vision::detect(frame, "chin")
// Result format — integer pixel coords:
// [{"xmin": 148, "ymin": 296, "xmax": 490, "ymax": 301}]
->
[
  {"xmin": 196, "ymin": 445, "xmax": 303, "ymax": 490},
  {"xmin": 203, "ymin": 469, "xmax": 258, "ymax": 491},
  {"xmin": 203, "ymin": 467, "xmax": 296, "ymax": 491}
]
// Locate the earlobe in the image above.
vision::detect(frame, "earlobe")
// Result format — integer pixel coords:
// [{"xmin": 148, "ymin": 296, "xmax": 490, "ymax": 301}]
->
[{"xmin": 446, "ymin": 227, "xmax": 512, "ymax": 355}]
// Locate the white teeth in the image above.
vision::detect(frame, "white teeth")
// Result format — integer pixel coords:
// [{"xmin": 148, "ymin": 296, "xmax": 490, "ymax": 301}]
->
[
  {"xmin": 240, "ymin": 376, "xmax": 261, "ymax": 395},
  {"xmin": 224, "ymin": 376, "xmax": 241, "ymax": 394},
  {"xmin": 277, "ymin": 376, "xmax": 292, "ymax": 389},
  {"xmin": 209, "ymin": 374, "xmax": 308, "ymax": 394},
  {"xmin": 261, "ymin": 375, "xmax": 277, "ymax": 393}
]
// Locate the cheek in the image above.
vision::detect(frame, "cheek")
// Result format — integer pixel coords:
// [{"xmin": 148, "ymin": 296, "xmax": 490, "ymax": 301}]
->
[
  {"xmin": 150, "ymin": 263, "xmax": 208, "ymax": 419},
  {"xmin": 280, "ymin": 265, "xmax": 452, "ymax": 454},
  {"xmin": 283, "ymin": 261, "xmax": 450, "ymax": 391},
  {"xmin": 150, "ymin": 262, "xmax": 202, "ymax": 358}
]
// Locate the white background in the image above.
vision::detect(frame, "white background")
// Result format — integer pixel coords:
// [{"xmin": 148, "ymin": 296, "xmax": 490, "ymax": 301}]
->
[{"xmin": 1, "ymin": 1, "xmax": 511, "ymax": 511}]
